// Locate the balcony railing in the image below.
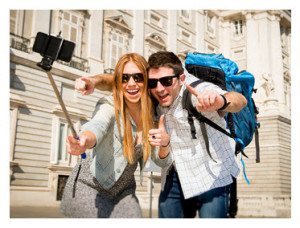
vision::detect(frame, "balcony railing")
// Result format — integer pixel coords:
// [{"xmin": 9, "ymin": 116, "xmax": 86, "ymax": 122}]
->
[
  {"xmin": 10, "ymin": 33, "xmax": 31, "ymax": 53},
  {"xmin": 58, "ymin": 56, "xmax": 90, "ymax": 73},
  {"xmin": 104, "ymin": 68, "xmax": 115, "ymax": 74},
  {"xmin": 10, "ymin": 33, "xmax": 90, "ymax": 73}
]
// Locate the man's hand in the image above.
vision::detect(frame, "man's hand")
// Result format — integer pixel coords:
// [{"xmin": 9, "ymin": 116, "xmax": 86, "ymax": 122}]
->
[
  {"xmin": 186, "ymin": 84, "xmax": 224, "ymax": 112},
  {"xmin": 75, "ymin": 77, "xmax": 95, "ymax": 95},
  {"xmin": 148, "ymin": 115, "xmax": 170, "ymax": 147},
  {"xmin": 148, "ymin": 115, "xmax": 170, "ymax": 159}
]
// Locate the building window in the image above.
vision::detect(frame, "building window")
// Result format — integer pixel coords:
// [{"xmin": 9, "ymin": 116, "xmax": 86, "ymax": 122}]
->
[
  {"xmin": 57, "ymin": 122, "xmax": 71, "ymax": 164},
  {"xmin": 181, "ymin": 10, "xmax": 191, "ymax": 24},
  {"xmin": 206, "ymin": 14, "xmax": 216, "ymax": 38},
  {"xmin": 61, "ymin": 11, "xmax": 81, "ymax": 56},
  {"xmin": 51, "ymin": 115, "xmax": 80, "ymax": 166},
  {"xmin": 56, "ymin": 175, "xmax": 69, "ymax": 201},
  {"xmin": 233, "ymin": 19, "xmax": 243, "ymax": 37},
  {"xmin": 109, "ymin": 31, "xmax": 125, "ymax": 69},
  {"xmin": 181, "ymin": 10, "xmax": 190, "ymax": 19}
]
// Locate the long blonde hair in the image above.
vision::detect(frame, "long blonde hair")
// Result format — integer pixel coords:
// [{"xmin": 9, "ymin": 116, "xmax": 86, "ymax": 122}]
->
[{"xmin": 112, "ymin": 53, "xmax": 153, "ymax": 165}]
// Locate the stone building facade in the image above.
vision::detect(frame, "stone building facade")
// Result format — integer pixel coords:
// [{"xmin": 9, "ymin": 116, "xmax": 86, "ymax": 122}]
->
[{"xmin": 9, "ymin": 9, "xmax": 291, "ymax": 217}]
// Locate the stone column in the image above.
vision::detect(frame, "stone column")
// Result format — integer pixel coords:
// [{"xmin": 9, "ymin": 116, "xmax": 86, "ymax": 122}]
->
[
  {"xmin": 168, "ymin": 10, "xmax": 177, "ymax": 52},
  {"xmin": 219, "ymin": 17, "xmax": 231, "ymax": 58},
  {"xmin": 195, "ymin": 10, "xmax": 205, "ymax": 52},
  {"xmin": 268, "ymin": 11, "xmax": 285, "ymax": 115},
  {"xmin": 132, "ymin": 10, "xmax": 144, "ymax": 55},
  {"xmin": 86, "ymin": 10, "xmax": 104, "ymax": 75}
]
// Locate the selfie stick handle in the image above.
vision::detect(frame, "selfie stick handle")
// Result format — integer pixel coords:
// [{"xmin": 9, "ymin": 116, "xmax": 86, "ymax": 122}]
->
[{"xmin": 44, "ymin": 68, "xmax": 86, "ymax": 159}]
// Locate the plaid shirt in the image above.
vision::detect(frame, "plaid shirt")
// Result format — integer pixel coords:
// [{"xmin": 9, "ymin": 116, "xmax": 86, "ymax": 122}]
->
[{"xmin": 157, "ymin": 72, "xmax": 240, "ymax": 199}]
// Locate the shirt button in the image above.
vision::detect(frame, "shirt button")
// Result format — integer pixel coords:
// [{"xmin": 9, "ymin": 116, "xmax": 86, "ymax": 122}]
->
[{"xmin": 116, "ymin": 168, "xmax": 121, "ymax": 173}]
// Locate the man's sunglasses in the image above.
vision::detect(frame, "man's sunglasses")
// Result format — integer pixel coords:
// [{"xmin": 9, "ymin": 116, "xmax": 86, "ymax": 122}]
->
[
  {"xmin": 122, "ymin": 73, "xmax": 144, "ymax": 83},
  {"xmin": 148, "ymin": 75, "xmax": 179, "ymax": 89}
]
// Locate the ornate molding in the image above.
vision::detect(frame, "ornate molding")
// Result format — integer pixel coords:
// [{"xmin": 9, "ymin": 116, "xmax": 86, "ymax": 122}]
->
[
  {"xmin": 104, "ymin": 15, "xmax": 132, "ymax": 33},
  {"xmin": 145, "ymin": 33, "xmax": 166, "ymax": 50}
]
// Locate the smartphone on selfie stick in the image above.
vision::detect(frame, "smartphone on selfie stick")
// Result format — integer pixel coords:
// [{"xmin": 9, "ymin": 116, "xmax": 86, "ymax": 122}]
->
[{"xmin": 33, "ymin": 32, "xmax": 86, "ymax": 159}]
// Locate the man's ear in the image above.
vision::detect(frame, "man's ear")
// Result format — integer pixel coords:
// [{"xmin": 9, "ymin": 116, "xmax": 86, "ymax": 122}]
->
[{"xmin": 179, "ymin": 73, "xmax": 186, "ymax": 86}]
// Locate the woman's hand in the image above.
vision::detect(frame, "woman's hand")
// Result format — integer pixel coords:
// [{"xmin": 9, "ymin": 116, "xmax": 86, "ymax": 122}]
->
[
  {"xmin": 66, "ymin": 131, "xmax": 96, "ymax": 156},
  {"xmin": 66, "ymin": 134, "xmax": 88, "ymax": 156}
]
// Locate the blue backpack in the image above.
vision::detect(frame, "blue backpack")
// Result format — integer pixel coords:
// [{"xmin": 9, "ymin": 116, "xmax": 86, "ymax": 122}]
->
[
  {"xmin": 183, "ymin": 52, "xmax": 260, "ymax": 174},
  {"xmin": 183, "ymin": 52, "xmax": 260, "ymax": 217}
]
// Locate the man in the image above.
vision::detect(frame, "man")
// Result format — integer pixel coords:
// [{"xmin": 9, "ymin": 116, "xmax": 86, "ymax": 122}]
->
[{"xmin": 75, "ymin": 51, "xmax": 247, "ymax": 218}]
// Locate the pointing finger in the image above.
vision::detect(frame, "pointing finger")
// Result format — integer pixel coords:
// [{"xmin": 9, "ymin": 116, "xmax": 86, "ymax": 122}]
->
[{"xmin": 186, "ymin": 84, "xmax": 199, "ymax": 97}]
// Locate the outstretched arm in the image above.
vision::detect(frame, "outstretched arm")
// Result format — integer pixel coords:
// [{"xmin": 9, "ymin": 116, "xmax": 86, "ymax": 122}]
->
[
  {"xmin": 75, "ymin": 74, "xmax": 113, "ymax": 95},
  {"xmin": 221, "ymin": 91, "xmax": 247, "ymax": 113}
]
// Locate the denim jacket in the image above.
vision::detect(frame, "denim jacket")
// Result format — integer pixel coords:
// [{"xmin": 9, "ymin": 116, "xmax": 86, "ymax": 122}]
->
[
  {"xmin": 80, "ymin": 96, "xmax": 139, "ymax": 189},
  {"xmin": 81, "ymin": 96, "xmax": 171, "ymax": 190}
]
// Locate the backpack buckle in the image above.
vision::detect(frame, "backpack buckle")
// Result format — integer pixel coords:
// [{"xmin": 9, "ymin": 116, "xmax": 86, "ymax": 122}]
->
[{"xmin": 208, "ymin": 68, "xmax": 218, "ymax": 80}]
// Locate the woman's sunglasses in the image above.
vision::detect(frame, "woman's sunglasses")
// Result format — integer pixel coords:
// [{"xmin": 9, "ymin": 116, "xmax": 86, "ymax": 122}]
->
[
  {"xmin": 122, "ymin": 73, "xmax": 144, "ymax": 83},
  {"xmin": 148, "ymin": 75, "xmax": 179, "ymax": 89}
]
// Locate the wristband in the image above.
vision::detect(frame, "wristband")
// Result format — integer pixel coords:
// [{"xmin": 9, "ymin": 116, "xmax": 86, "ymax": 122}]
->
[
  {"xmin": 162, "ymin": 139, "xmax": 170, "ymax": 147},
  {"xmin": 218, "ymin": 94, "xmax": 231, "ymax": 111}
]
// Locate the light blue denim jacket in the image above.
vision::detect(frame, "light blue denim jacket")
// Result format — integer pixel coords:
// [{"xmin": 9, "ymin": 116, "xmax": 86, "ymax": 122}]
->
[{"xmin": 81, "ymin": 96, "xmax": 169, "ymax": 190}]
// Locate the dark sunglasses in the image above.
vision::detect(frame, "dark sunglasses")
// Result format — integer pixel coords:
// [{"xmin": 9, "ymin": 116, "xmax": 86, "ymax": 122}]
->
[
  {"xmin": 148, "ymin": 75, "xmax": 179, "ymax": 89},
  {"xmin": 122, "ymin": 73, "xmax": 144, "ymax": 83}
]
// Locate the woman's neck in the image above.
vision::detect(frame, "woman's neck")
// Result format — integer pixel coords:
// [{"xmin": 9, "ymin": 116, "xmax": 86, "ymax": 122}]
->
[{"xmin": 126, "ymin": 101, "xmax": 142, "ymax": 130}]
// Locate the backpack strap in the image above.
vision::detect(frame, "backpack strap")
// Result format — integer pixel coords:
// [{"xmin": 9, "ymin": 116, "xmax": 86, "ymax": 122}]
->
[
  {"xmin": 182, "ymin": 80, "xmax": 233, "ymax": 162},
  {"xmin": 252, "ymin": 98, "xmax": 260, "ymax": 163},
  {"xmin": 182, "ymin": 80, "xmax": 215, "ymax": 161},
  {"xmin": 182, "ymin": 80, "xmax": 203, "ymax": 139}
]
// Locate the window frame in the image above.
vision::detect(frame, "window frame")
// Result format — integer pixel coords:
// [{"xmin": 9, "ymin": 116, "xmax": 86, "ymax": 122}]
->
[
  {"xmin": 60, "ymin": 10, "xmax": 81, "ymax": 56},
  {"xmin": 232, "ymin": 19, "xmax": 244, "ymax": 39},
  {"xmin": 108, "ymin": 31, "xmax": 125, "ymax": 70}
]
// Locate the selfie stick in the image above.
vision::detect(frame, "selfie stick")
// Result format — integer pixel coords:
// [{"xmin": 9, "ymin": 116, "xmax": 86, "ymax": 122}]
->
[{"xmin": 37, "ymin": 57, "xmax": 86, "ymax": 159}]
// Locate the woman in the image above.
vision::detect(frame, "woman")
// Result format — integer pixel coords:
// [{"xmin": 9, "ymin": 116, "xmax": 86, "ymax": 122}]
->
[{"xmin": 60, "ymin": 53, "xmax": 170, "ymax": 218}]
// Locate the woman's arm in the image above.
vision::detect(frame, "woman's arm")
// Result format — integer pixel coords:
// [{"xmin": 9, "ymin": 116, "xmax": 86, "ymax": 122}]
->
[{"xmin": 67, "ymin": 99, "xmax": 115, "ymax": 156}]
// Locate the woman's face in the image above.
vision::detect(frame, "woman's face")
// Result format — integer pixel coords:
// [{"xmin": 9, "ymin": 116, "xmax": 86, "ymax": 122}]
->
[{"xmin": 122, "ymin": 61, "xmax": 145, "ymax": 105}]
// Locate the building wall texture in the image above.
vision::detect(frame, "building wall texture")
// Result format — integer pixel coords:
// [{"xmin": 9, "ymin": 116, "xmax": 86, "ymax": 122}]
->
[{"xmin": 9, "ymin": 9, "xmax": 291, "ymax": 218}]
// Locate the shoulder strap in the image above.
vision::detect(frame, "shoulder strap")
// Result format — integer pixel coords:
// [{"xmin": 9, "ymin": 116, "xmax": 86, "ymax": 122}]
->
[
  {"xmin": 182, "ymin": 80, "xmax": 203, "ymax": 139},
  {"xmin": 182, "ymin": 80, "xmax": 236, "ymax": 162}
]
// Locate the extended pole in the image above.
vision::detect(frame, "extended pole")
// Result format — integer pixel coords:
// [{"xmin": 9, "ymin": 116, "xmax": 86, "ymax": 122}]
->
[{"xmin": 43, "ymin": 69, "xmax": 86, "ymax": 159}]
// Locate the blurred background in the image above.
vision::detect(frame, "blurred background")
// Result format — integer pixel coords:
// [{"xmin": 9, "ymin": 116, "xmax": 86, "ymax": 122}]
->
[{"xmin": 9, "ymin": 9, "xmax": 291, "ymax": 218}]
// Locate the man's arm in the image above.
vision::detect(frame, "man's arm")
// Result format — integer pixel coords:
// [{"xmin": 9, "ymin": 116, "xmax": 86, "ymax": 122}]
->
[
  {"xmin": 75, "ymin": 74, "xmax": 113, "ymax": 95},
  {"xmin": 186, "ymin": 84, "xmax": 247, "ymax": 115},
  {"xmin": 93, "ymin": 74, "xmax": 113, "ymax": 91},
  {"xmin": 221, "ymin": 91, "xmax": 247, "ymax": 113}
]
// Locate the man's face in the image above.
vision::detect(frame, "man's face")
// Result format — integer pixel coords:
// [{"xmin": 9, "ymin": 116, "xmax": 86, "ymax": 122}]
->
[{"xmin": 148, "ymin": 67, "xmax": 185, "ymax": 107}]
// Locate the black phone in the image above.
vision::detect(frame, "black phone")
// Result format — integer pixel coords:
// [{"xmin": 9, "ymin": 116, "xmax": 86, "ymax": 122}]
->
[{"xmin": 33, "ymin": 32, "xmax": 75, "ymax": 62}]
